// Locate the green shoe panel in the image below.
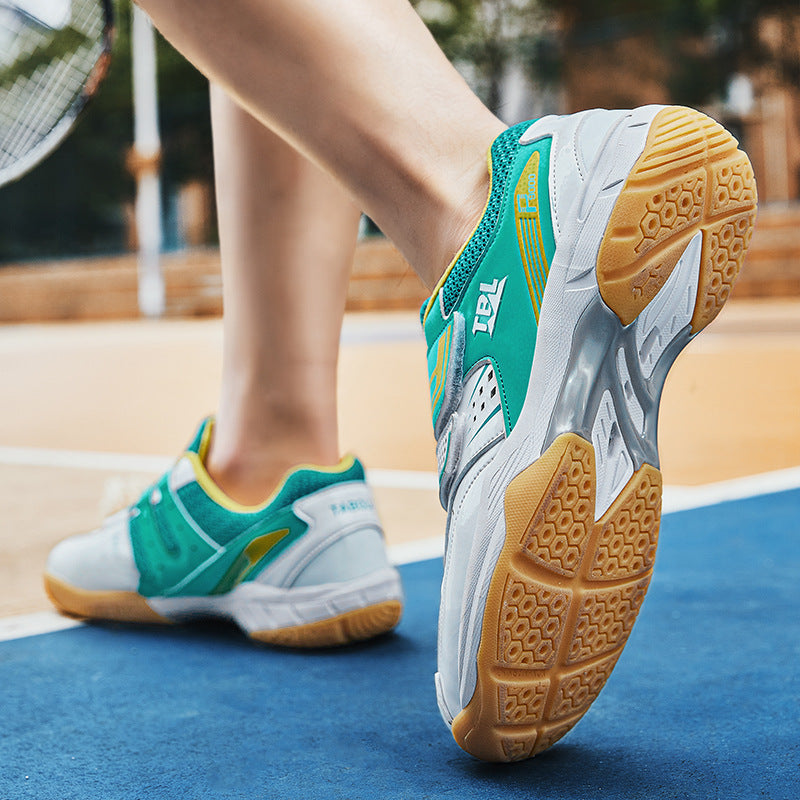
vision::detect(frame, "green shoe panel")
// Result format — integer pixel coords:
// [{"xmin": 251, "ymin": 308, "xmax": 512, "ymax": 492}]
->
[
  {"xmin": 424, "ymin": 127, "xmax": 556, "ymax": 434},
  {"xmin": 185, "ymin": 417, "xmax": 213, "ymax": 456},
  {"xmin": 129, "ymin": 449, "xmax": 367, "ymax": 599}
]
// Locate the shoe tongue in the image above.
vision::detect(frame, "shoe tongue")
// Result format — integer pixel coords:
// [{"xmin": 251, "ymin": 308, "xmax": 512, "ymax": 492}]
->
[{"xmin": 185, "ymin": 417, "xmax": 214, "ymax": 458}]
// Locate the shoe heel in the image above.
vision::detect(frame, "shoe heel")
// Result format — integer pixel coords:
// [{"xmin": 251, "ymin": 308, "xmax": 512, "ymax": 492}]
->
[
  {"xmin": 453, "ymin": 432, "xmax": 661, "ymax": 761},
  {"xmin": 596, "ymin": 106, "xmax": 757, "ymax": 331},
  {"xmin": 229, "ymin": 562, "xmax": 403, "ymax": 649},
  {"xmin": 249, "ymin": 598, "xmax": 402, "ymax": 648},
  {"xmin": 247, "ymin": 528, "xmax": 404, "ymax": 647}
]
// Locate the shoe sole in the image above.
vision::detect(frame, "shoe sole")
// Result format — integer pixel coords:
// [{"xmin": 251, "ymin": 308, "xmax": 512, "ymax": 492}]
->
[
  {"xmin": 451, "ymin": 107, "xmax": 757, "ymax": 761},
  {"xmin": 250, "ymin": 600, "xmax": 403, "ymax": 647},
  {"xmin": 45, "ymin": 573, "xmax": 172, "ymax": 624},
  {"xmin": 44, "ymin": 572, "xmax": 403, "ymax": 648}
]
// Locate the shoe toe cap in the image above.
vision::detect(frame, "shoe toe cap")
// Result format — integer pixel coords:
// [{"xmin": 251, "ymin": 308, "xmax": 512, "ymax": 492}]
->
[{"xmin": 46, "ymin": 510, "xmax": 141, "ymax": 592}]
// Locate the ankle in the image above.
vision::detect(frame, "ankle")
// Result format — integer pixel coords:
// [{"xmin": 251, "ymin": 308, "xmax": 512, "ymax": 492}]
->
[
  {"xmin": 204, "ymin": 452, "xmax": 289, "ymax": 507},
  {"xmin": 205, "ymin": 443, "xmax": 341, "ymax": 507},
  {"xmin": 204, "ymin": 414, "xmax": 340, "ymax": 506},
  {"xmin": 431, "ymin": 156, "xmax": 493, "ymax": 287},
  {"xmin": 414, "ymin": 126, "xmax": 504, "ymax": 289}
]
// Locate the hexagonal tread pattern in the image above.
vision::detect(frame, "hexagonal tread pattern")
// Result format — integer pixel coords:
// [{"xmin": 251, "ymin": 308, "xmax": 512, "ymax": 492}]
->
[
  {"xmin": 498, "ymin": 681, "xmax": 549, "ymax": 726},
  {"xmin": 521, "ymin": 440, "xmax": 594, "ymax": 576},
  {"xmin": 451, "ymin": 434, "xmax": 662, "ymax": 762},
  {"xmin": 499, "ymin": 578, "xmax": 570, "ymax": 668},
  {"xmin": 567, "ymin": 578, "xmax": 650, "ymax": 663},
  {"xmin": 589, "ymin": 467, "xmax": 661, "ymax": 580},
  {"xmin": 550, "ymin": 652, "xmax": 621, "ymax": 720},
  {"xmin": 597, "ymin": 106, "xmax": 757, "ymax": 329}
]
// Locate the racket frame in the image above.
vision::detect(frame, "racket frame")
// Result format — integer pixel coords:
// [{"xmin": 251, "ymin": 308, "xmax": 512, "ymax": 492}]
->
[{"xmin": 0, "ymin": 0, "xmax": 114, "ymax": 187}]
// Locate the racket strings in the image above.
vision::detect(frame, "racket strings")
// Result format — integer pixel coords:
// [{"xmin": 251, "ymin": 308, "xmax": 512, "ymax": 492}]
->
[
  {"xmin": 0, "ymin": 0, "xmax": 108, "ymax": 177},
  {"xmin": 0, "ymin": 9, "xmax": 49, "ymax": 69}
]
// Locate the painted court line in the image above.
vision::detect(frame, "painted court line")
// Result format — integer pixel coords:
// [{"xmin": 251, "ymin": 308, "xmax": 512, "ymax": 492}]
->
[
  {"xmin": 662, "ymin": 465, "xmax": 800, "ymax": 512},
  {"xmin": 388, "ymin": 465, "xmax": 800, "ymax": 563},
  {"xmin": 0, "ymin": 611, "xmax": 82, "ymax": 643},
  {"xmin": 1, "ymin": 446, "xmax": 798, "ymax": 642},
  {"xmin": 389, "ymin": 537, "xmax": 445, "ymax": 565},
  {"xmin": 368, "ymin": 468, "xmax": 439, "ymax": 491},
  {"xmin": 0, "ymin": 445, "xmax": 439, "ymax": 490},
  {"xmin": 1, "ymin": 445, "xmax": 799, "ymax": 502},
  {"xmin": 0, "ymin": 445, "xmax": 173, "ymax": 474}
]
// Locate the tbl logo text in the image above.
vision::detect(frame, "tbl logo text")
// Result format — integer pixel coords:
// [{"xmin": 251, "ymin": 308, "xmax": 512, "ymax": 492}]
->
[{"xmin": 472, "ymin": 277, "xmax": 507, "ymax": 337}]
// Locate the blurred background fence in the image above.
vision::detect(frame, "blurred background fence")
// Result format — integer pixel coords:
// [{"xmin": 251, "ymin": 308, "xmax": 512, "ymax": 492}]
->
[{"xmin": 0, "ymin": 0, "xmax": 798, "ymax": 320}]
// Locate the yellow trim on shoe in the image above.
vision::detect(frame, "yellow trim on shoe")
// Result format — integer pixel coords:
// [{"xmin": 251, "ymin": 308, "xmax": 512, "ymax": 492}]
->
[
  {"xmin": 197, "ymin": 417, "xmax": 215, "ymax": 461},
  {"xmin": 422, "ymin": 148, "xmax": 496, "ymax": 325},
  {"xmin": 185, "ymin": 450, "xmax": 358, "ymax": 514}
]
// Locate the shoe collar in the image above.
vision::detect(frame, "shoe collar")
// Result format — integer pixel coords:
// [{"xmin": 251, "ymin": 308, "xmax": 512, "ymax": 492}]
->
[{"xmin": 176, "ymin": 417, "xmax": 361, "ymax": 515}]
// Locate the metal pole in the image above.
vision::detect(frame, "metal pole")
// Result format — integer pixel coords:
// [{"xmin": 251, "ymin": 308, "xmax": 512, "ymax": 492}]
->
[{"xmin": 131, "ymin": 4, "xmax": 164, "ymax": 317}]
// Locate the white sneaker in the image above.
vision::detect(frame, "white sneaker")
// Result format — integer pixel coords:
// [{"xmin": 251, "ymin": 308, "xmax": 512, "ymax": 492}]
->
[
  {"xmin": 422, "ymin": 106, "xmax": 756, "ymax": 760},
  {"xmin": 45, "ymin": 418, "xmax": 404, "ymax": 647}
]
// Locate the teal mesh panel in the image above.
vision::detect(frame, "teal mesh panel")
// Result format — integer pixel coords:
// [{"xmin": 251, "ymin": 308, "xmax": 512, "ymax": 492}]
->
[
  {"xmin": 439, "ymin": 121, "xmax": 531, "ymax": 317},
  {"xmin": 175, "ymin": 483, "xmax": 248, "ymax": 545},
  {"xmin": 176, "ymin": 458, "xmax": 366, "ymax": 547},
  {"xmin": 273, "ymin": 457, "xmax": 365, "ymax": 508}
]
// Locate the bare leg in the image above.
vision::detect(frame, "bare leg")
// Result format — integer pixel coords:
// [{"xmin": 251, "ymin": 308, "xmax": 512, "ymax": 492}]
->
[
  {"xmin": 206, "ymin": 85, "xmax": 360, "ymax": 505},
  {"xmin": 135, "ymin": 0, "xmax": 505, "ymax": 287}
]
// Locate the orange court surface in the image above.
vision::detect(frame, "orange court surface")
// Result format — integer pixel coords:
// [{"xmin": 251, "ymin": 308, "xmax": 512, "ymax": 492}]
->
[{"xmin": 1, "ymin": 298, "xmax": 799, "ymax": 621}]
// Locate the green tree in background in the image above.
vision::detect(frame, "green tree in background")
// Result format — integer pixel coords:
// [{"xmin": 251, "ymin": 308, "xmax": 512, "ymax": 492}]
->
[
  {"xmin": 414, "ymin": 0, "xmax": 553, "ymax": 114},
  {"xmin": 1, "ymin": 0, "xmax": 796, "ymax": 263},
  {"xmin": 546, "ymin": 0, "xmax": 799, "ymax": 107},
  {"xmin": 418, "ymin": 0, "xmax": 798, "ymax": 116}
]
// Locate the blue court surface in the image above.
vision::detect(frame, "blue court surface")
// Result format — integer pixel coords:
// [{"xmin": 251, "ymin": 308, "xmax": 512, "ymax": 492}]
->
[{"xmin": 1, "ymin": 490, "xmax": 798, "ymax": 800}]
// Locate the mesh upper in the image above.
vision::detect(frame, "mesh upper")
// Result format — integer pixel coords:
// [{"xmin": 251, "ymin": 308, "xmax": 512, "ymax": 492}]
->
[
  {"xmin": 176, "ymin": 458, "xmax": 366, "ymax": 547},
  {"xmin": 439, "ymin": 122, "xmax": 530, "ymax": 317}
]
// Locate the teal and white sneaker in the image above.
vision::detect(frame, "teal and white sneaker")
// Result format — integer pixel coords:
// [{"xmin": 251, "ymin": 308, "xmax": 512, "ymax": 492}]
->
[
  {"xmin": 44, "ymin": 419, "xmax": 403, "ymax": 647},
  {"xmin": 424, "ymin": 106, "xmax": 756, "ymax": 760}
]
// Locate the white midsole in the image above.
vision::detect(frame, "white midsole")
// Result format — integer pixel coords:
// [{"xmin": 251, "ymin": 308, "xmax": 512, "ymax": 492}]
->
[
  {"xmin": 452, "ymin": 106, "xmax": 667, "ymax": 714},
  {"xmin": 147, "ymin": 566, "xmax": 403, "ymax": 636}
]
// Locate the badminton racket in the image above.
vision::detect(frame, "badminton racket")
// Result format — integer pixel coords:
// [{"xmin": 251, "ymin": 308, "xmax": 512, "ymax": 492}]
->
[{"xmin": 0, "ymin": 0, "xmax": 114, "ymax": 187}]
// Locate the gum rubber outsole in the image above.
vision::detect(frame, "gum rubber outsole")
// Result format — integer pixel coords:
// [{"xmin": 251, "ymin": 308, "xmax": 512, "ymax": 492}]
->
[
  {"xmin": 597, "ymin": 106, "xmax": 756, "ymax": 331},
  {"xmin": 451, "ymin": 107, "xmax": 756, "ymax": 762},
  {"xmin": 45, "ymin": 573, "xmax": 403, "ymax": 648},
  {"xmin": 452, "ymin": 434, "xmax": 661, "ymax": 761},
  {"xmin": 250, "ymin": 600, "xmax": 403, "ymax": 648},
  {"xmin": 44, "ymin": 573, "xmax": 173, "ymax": 624}
]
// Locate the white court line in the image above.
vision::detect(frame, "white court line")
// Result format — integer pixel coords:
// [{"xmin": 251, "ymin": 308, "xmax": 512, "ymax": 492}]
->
[
  {"xmin": 389, "ymin": 536, "xmax": 445, "ymax": 565},
  {"xmin": 1, "ymin": 444, "xmax": 799, "ymax": 503},
  {"xmin": 0, "ymin": 445, "xmax": 173, "ymax": 474},
  {"xmin": 0, "ymin": 445, "xmax": 440, "ymax": 490},
  {"xmin": 367, "ymin": 468, "xmax": 439, "ymax": 491},
  {"xmin": 0, "ymin": 611, "xmax": 82, "ymax": 643},
  {"xmin": 1, "ymin": 446, "xmax": 799, "ymax": 642},
  {"xmin": 663, "ymin": 466, "xmax": 800, "ymax": 513}
]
